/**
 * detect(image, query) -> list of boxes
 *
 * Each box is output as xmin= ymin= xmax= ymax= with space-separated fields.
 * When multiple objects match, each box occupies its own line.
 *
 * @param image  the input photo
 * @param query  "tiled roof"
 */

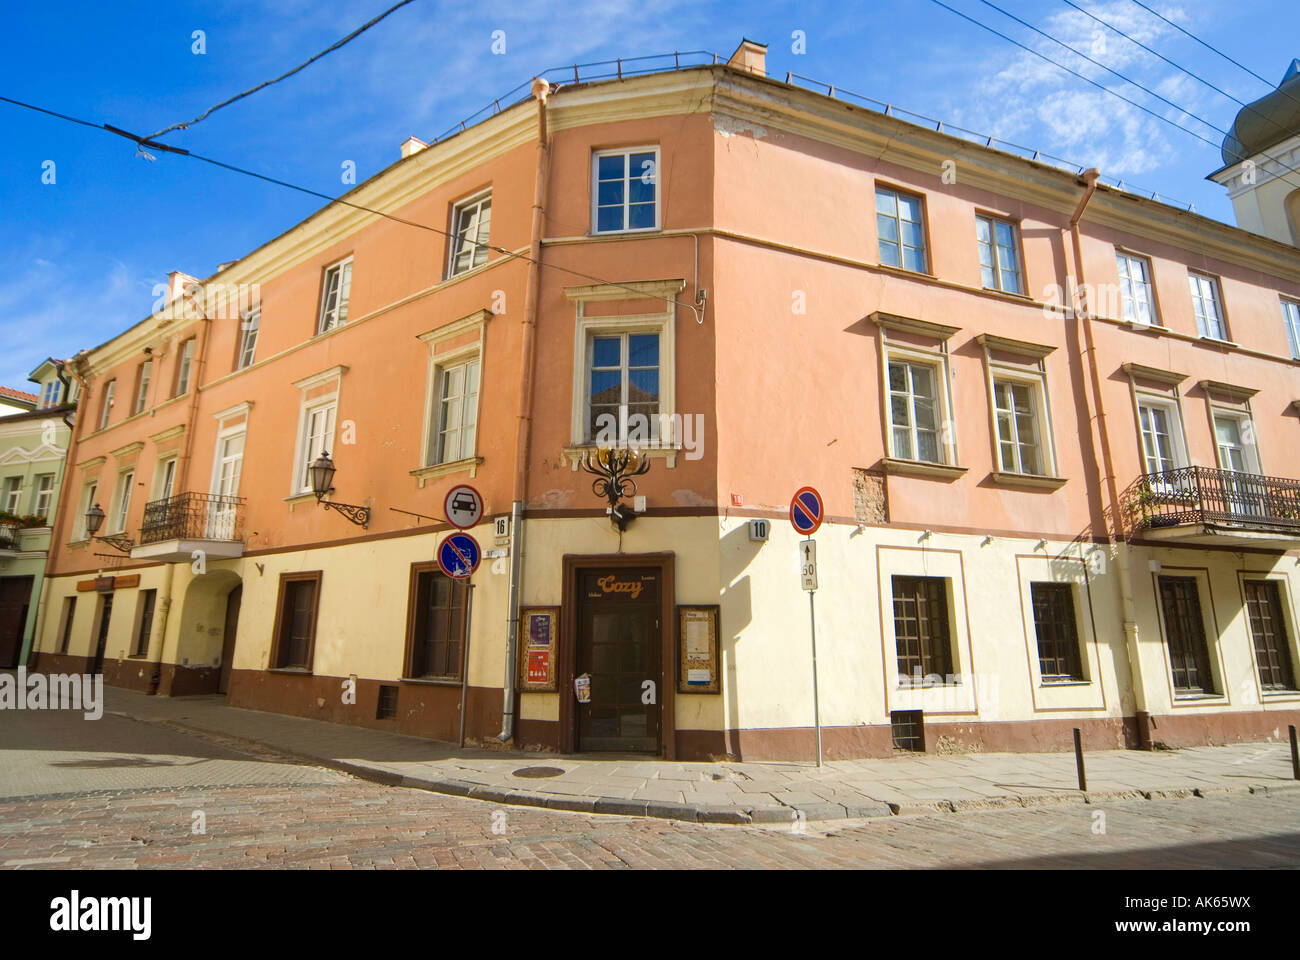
xmin=0 ymin=386 xmax=39 ymax=405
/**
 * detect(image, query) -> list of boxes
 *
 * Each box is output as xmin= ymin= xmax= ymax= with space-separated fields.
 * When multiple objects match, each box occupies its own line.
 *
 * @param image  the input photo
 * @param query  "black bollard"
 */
xmin=1074 ymin=727 xmax=1087 ymax=792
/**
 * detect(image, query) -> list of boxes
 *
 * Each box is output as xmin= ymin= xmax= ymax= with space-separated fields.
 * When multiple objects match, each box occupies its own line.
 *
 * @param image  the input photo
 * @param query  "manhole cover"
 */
xmin=511 ymin=766 xmax=566 ymax=779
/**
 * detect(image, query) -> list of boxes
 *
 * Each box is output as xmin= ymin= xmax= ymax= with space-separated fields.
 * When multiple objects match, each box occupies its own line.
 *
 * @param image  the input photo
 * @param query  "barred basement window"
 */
xmin=892 ymin=575 xmax=953 ymax=683
xmin=891 ymin=711 xmax=924 ymax=751
xmin=376 ymin=685 xmax=399 ymax=719
xmin=1030 ymin=582 xmax=1084 ymax=682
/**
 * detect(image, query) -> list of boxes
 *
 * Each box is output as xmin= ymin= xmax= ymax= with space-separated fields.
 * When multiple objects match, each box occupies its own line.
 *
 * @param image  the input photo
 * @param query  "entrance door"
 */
xmin=92 ymin=593 xmax=114 ymax=674
xmin=576 ymin=569 xmax=660 ymax=753
xmin=218 ymin=584 xmax=242 ymax=694
xmin=0 ymin=577 xmax=34 ymax=668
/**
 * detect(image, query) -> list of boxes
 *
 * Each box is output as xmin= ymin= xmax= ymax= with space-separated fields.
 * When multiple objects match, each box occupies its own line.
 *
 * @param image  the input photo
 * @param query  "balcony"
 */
xmin=129 ymin=492 xmax=247 ymax=562
xmin=1126 ymin=467 xmax=1300 ymax=550
xmin=0 ymin=522 xmax=22 ymax=555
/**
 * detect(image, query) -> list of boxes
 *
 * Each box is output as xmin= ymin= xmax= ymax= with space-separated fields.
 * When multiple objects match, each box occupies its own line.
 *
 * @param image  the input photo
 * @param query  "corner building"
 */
xmin=34 ymin=44 xmax=1300 ymax=759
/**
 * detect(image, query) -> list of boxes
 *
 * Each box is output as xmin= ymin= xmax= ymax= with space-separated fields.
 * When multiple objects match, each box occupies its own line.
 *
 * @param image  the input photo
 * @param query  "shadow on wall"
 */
xmin=718 ymin=521 xmax=761 ymax=744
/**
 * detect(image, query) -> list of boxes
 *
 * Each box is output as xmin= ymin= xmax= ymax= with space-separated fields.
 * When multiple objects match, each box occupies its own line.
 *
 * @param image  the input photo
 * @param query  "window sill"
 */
xmin=1198 ymin=336 xmax=1239 ymax=350
xmin=990 ymin=471 xmax=1068 ymax=491
xmin=400 ymin=676 xmax=463 ymax=686
xmin=1261 ymin=689 xmax=1300 ymax=699
xmin=268 ymin=667 xmax=314 ymax=676
xmin=1040 ymin=679 xmax=1090 ymax=687
xmin=283 ymin=492 xmax=319 ymax=512
xmin=896 ymin=681 xmax=962 ymax=690
xmin=589 ymin=226 xmax=661 ymax=238
xmin=880 ymin=457 xmax=967 ymax=481
xmin=563 ymin=444 xmax=680 ymax=470
xmin=410 ymin=457 xmax=483 ymax=487
xmin=1172 ymin=692 xmax=1225 ymax=702
xmin=1122 ymin=320 xmax=1164 ymax=334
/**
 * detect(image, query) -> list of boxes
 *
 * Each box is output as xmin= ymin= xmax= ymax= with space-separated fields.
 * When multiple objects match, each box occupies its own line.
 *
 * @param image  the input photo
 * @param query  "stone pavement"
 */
xmin=50 ymin=684 xmax=1300 ymax=824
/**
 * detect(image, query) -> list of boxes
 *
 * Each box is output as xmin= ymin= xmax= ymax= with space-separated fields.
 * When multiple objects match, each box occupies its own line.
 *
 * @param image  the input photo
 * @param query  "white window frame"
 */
xmin=1211 ymin=409 xmax=1261 ymax=476
xmin=1 ymin=476 xmax=21 ymax=514
xmin=1189 ymin=272 xmax=1227 ymax=340
xmin=133 ymin=360 xmax=152 ymax=415
xmin=876 ymin=186 xmax=929 ymax=274
xmin=1116 ymin=250 xmax=1158 ymax=325
xmin=33 ymin=473 xmax=54 ymax=519
xmin=991 ymin=374 xmax=1052 ymax=476
xmin=430 ymin=355 xmax=481 ymax=466
xmin=1136 ymin=396 xmax=1188 ymax=477
xmin=591 ymin=146 xmax=661 ymax=235
xmin=40 ymin=380 xmax=61 ymax=408
xmin=582 ymin=330 xmax=665 ymax=446
xmin=1282 ymin=298 xmax=1300 ymax=360
xmin=447 ymin=190 xmax=492 ymax=278
xmin=316 ymin=257 xmax=353 ymax=334
xmin=174 ymin=338 xmax=195 ymax=396
xmin=98 ymin=380 xmax=115 ymax=430
xmin=574 ymin=317 xmax=674 ymax=447
xmin=975 ymin=214 xmax=1023 ymax=294
xmin=237 ymin=307 xmax=260 ymax=370
xmin=882 ymin=343 xmax=956 ymax=466
xmin=154 ymin=456 xmax=178 ymax=502
xmin=111 ymin=469 xmax=134 ymax=534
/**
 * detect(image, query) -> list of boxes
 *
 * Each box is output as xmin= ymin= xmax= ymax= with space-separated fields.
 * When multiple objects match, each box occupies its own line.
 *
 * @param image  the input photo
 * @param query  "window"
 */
xmin=77 ymin=482 xmax=98 ymax=540
xmin=1188 ymin=273 xmax=1226 ymax=340
xmin=40 ymin=380 xmax=62 ymax=408
xmin=1 ymin=477 xmax=20 ymax=514
xmin=132 ymin=360 xmax=152 ymax=415
xmin=976 ymin=215 xmax=1022 ymax=293
xmin=317 ymin=259 xmax=352 ymax=333
xmin=155 ymin=458 xmax=177 ymax=502
xmin=431 ymin=358 xmax=480 ymax=464
xmin=586 ymin=332 xmax=660 ymax=444
xmin=133 ymin=589 xmax=157 ymax=657
xmin=32 ymin=474 xmax=54 ymax=520
xmin=237 ymin=308 xmax=259 ymax=370
xmin=1031 ymin=582 xmax=1084 ymax=682
xmin=1282 ymin=300 xmax=1300 ymax=360
xmin=892 ymin=575 xmax=953 ymax=683
xmin=209 ymin=433 xmax=243 ymax=538
xmin=876 ymin=187 xmax=927 ymax=273
xmin=98 ymin=380 xmax=115 ymax=430
xmin=297 ymin=401 xmax=336 ymax=493
xmin=993 ymin=379 xmax=1042 ymax=475
xmin=888 ymin=361 xmax=941 ymax=463
xmin=405 ymin=565 xmax=468 ymax=679
xmin=1158 ymin=576 xmax=1216 ymax=696
xmin=1213 ymin=413 xmax=1259 ymax=475
xmin=271 ymin=573 xmax=321 ymax=670
xmin=58 ymin=597 xmax=76 ymax=654
xmin=174 ymin=338 xmax=195 ymax=396
xmin=1244 ymin=580 xmax=1297 ymax=692
xmin=593 ymin=148 xmax=658 ymax=234
xmin=1116 ymin=251 xmax=1157 ymax=325
xmin=448 ymin=192 xmax=492 ymax=276
xmin=112 ymin=470 xmax=134 ymax=533
xmin=1137 ymin=401 xmax=1184 ymax=475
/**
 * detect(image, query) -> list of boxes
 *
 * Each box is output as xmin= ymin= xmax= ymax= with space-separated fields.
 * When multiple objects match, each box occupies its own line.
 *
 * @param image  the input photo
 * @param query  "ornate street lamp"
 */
xmin=579 ymin=445 xmax=651 ymax=531
xmin=84 ymin=502 xmax=133 ymax=553
xmin=309 ymin=451 xmax=371 ymax=528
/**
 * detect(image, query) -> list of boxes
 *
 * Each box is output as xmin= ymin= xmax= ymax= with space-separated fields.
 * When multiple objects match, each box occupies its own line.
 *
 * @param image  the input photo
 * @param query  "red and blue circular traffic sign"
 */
xmin=437 ymin=532 xmax=481 ymax=579
xmin=789 ymin=486 xmax=824 ymax=536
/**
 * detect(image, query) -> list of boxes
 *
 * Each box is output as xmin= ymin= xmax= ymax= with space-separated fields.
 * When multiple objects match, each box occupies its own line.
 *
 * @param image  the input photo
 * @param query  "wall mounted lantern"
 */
xmin=309 ymin=451 xmax=371 ymax=528
xmin=84 ymin=502 xmax=134 ymax=553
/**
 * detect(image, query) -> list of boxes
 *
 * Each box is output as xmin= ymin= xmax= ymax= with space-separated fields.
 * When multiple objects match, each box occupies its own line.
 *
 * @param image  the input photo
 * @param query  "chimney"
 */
xmin=727 ymin=39 xmax=766 ymax=78
xmin=401 ymin=136 xmax=428 ymax=159
xmin=168 ymin=271 xmax=199 ymax=303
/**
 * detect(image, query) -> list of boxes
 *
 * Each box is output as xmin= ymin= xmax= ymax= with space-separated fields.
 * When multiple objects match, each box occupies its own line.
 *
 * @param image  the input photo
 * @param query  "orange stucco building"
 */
xmin=32 ymin=43 xmax=1300 ymax=760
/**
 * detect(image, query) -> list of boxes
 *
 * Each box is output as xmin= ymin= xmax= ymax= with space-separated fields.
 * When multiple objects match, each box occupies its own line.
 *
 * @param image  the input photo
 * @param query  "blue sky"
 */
xmin=2 ymin=0 xmax=1297 ymax=390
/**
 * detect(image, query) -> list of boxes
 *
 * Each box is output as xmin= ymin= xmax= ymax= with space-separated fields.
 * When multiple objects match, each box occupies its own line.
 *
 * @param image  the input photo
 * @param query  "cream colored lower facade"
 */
xmin=32 ymin=513 xmax=1300 ymax=759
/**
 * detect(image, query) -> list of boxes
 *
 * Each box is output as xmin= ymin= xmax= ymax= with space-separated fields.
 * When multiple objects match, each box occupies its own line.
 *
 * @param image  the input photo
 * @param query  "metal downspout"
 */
xmin=1070 ymin=169 xmax=1150 ymax=746
xmin=500 ymin=77 xmax=550 ymax=743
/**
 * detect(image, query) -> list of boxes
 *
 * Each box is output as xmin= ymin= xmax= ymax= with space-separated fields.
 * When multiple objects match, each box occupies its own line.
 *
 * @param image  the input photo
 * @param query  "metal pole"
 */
xmin=1290 ymin=725 xmax=1299 ymax=781
xmin=459 ymin=582 xmax=475 ymax=748
xmin=809 ymin=586 xmax=822 ymax=768
xmin=1074 ymin=727 xmax=1087 ymax=791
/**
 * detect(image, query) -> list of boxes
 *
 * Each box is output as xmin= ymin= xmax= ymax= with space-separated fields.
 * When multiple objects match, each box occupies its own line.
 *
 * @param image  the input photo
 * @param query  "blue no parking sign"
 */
xmin=437 ymin=532 xmax=481 ymax=579
xmin=789 ymin=486 xmax=824 ymax=536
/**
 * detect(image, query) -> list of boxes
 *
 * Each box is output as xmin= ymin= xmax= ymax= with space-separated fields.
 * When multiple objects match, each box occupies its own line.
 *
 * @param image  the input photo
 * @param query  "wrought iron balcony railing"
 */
xmin=0 ymin=523 xmax=21 ymax=551
xmin=1126 ymin=467 xmax=1300 ymax=536
xmin=139 ymin=492 xmax=246 ymax=544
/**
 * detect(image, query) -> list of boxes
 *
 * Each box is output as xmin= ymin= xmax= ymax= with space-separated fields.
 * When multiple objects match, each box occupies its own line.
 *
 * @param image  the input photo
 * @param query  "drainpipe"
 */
xmin=499 ymin=77 xmax=550 ymax=743
xmin=1069 ymin=168 xmax=1150 ymax=746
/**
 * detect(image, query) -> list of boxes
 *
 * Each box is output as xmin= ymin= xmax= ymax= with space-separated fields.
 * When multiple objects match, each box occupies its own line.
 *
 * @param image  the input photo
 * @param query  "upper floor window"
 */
xmin=876 ymin=187 xmax=927 ymax=273
xmin=1213 ymin=412 xmax=1260 ymax=475
xmin=887 ymin=360 xmax=942 ymax=463
xmin=1 ymin=476 xmax=20 ymax=514
xmin=993 ymin=379 xmax=1043 ymax=475
xmin=39 ymin=380 xmax=62 ymax=408
xmin=297 ymin=400 xmax=336 ymax=495
xmin=98 ymin=380 xmax=115 ymax=430
xmin=976 ymin=215 xmax=1022 ymax=294
xmin=77 ymin=482 xmax=98 ymax=540
xmin=237 ymin=308 xmax=260 ymax=370
xmin=592 ymin=147 xmax=658 ymax=234
xmin=133 ymin=360 xmax=152 ymax=415
xmin=33 ymin=473 xmax=54 ymax=519
xmin=317 ymin=258 xmax=353 ymax=334
xmin=1282 ymin=299 xmax=1300 ymax=360
xmin=174 ymin=338 xmax=195 ymax=396
xmin=448 ymin=192 xmax=492 ymax=277
xmin=155 ymin=456 xmax=177 ymax=502
xmin=1137 ymin=399 xmax=1185 ymax=475
xmin=112 ymin=470 xmax=134 ymax=534
xmin=1116 ymin=251 xmax=1157 ymax=325
xmin=586 ymin=332 xmax=660 ymax=444
xmin=1188 ymin=273 xmax=1227 ymax=340
xmin=431 ymin=358 xmax=480 ymax=465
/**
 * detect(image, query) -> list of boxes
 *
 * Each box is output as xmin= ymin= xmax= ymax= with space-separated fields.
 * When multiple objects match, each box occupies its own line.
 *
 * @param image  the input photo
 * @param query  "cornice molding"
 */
xmin=871 ymin=311 xmax=960 ymax=342
xmin=293 ymin=365 xmax=349 ymax=392
xmin=1122 ymin=362 xmax=1187 ymax=387
xmin=1197 ymin=379 xmax=1259 ymax=402
xmin=564 ymin=278 xmax=686 ymax=303
xmin=977 ymin=333 xmax=1056 ymax=360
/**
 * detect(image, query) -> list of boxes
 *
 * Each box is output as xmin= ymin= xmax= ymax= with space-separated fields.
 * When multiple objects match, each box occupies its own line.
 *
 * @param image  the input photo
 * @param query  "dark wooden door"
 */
xmin=0 ymin=577 xmax=33 ymax=668
xmin=218 ymin=585 xmax=242 ymax=694
xmin=92 ymin=594 xmax=114 ymax=674
xmin=576 ymin=569 xmax=660 ymax=753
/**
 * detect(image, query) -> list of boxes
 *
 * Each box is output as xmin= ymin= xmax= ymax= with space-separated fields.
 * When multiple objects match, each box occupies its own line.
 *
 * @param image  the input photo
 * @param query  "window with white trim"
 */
xmin=1137 ymin=399 xmax=1186 ymax=475
xmin=887 ymin=360 xmax=943 ymax=463
xmin=992 ymin=379 xmax=1044 ymax=475
xmin=174 ymin=338 xmax=195 ymax=396
xmin=976 ymin=215 xmax=1023 ymax=293
xmin=1212 ymin=411 xmax=1260 ymax=475
xmin=1189 ymin=273 xmax=1227 ymax=340
xmin=154 ymin=457 xmax=177 ymax=502
xmin=430 ymin=358 xmax=480 ymax=465
xmin=1 ymin=476 xmax=20 ymax=514
xmin=111 ymin=470 xmax=134 ymax=534
xmin=32 ymin=473 xmax=54 ymax=519
xmin=133 ymin=360 xmax=152 ymax=415
xmin=317 ymin=258 xmax=353 ymax=334
xmin=876 ymin=187 xmax=927 ymax=273
xmin=98 ymin=380 xmax=115 ymax=430
xmin=592 ymin=147 xmax=659 ymax=234
xmin=586 ymin=332 xmax=660 ymax=444
xmin=40 ymin=380 xmax=61 ymax=408
xmin=297 ymin=401 xmax=336 ymax=494
xmin=1116 ymin=251 xmax=1157 ymax=325
xmin=237 ymin=307 xmax=260 ymax=370
xmin=1282 ymin=299 xmax=1300 ymax=360
xmin=448 ymin=192 xmax=492 ymax=277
